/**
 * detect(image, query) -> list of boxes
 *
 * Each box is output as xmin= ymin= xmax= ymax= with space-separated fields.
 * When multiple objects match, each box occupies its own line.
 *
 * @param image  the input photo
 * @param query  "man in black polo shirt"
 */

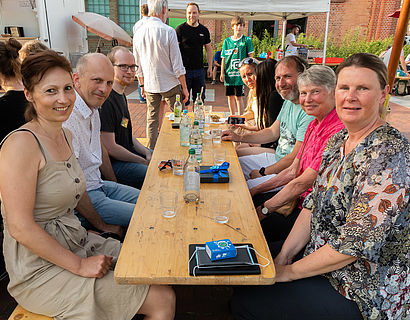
xmin=176 ymin=2 xmax=213 ymax=107
xmin=100 ymin=46 xmax=152 ymax=189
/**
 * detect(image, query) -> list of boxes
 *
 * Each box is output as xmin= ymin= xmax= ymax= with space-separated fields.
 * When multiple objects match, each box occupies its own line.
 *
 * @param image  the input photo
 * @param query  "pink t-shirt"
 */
xmin=296 ymin=108 xmax=345 ymax=202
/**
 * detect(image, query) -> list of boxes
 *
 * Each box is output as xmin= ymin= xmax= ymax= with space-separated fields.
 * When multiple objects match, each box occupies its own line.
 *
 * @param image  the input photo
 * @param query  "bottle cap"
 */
xmin=189 ymin=148 xmax=195 ymax=154
xmin=193 ymin=120 xmax=199 ymax=125
xmin=183 ymin=109 xmax=188 ymax=114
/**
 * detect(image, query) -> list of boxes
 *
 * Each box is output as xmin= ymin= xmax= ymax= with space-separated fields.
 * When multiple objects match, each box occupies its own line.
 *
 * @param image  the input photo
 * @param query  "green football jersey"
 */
xmin=221 ymin=35 xmax=254 ymax=86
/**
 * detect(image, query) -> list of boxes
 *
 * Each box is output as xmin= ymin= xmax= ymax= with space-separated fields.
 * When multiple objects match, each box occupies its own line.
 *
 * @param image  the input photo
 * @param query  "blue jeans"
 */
xmin=81 ymin=180 xmax=139 ymax=227
xmin=111 ymin=152 xmax=148 ymax=190
xmin=185 ymin=68 xmax=206 ymax=106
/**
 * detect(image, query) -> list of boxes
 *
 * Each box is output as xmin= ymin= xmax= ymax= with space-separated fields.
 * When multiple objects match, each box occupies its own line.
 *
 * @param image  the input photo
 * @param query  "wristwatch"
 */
xmin=261 ymin=203 xmax=269 ymax=215
xmin=259 ymin=167 xmax=266 ymax=176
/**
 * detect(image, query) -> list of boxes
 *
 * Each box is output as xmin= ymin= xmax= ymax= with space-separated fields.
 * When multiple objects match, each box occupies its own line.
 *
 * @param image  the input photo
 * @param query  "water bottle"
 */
xmin=180 ymin=110 xmax=191 ymax=147
xmin=174 ymin=94 xmax=182 ymax=123
xmin=183 ymin=148 xmax=200 ymax=203
xmin=196 ymin=99 xmax=205 ymax=134
xmin=189 ymin=121 xmax=202 ymax=163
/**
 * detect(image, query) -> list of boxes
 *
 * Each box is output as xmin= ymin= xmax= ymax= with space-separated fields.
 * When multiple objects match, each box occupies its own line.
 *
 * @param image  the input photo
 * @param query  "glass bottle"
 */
xmin=189 ymin=120 xmax=202 ymax=163
xmin=174 ymin=94 xmax=182 ymax=123
xmin=183 ymin=148 xmax=200 ymax=203
xmin=180 ymin=110 xmax=191 ymax=147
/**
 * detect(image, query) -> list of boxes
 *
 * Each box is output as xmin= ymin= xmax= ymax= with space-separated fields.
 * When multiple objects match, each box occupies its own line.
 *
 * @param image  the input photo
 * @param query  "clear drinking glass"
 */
xmin=171 ymin=158 xmax=184 ymax=176
xmin=204 ymin=105 xmax=212 ymax=128
xmin=211 ymin=128 xmax=222 ymax=144
xmin=212 ymin=198 xmax=231 ymax=224
xmin=213 ymin=148 xmax=226 ymax=166
xmin=160 ymin=191 xmax=178 ymax=218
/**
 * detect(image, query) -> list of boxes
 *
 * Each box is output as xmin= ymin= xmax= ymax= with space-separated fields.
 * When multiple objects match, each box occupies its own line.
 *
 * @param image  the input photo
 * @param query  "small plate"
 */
xmin=210 ymin=118 xmax=227 ymax=124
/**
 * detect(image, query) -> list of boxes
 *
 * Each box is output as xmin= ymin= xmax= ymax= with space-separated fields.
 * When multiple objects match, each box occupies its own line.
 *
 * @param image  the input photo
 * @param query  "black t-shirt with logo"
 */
xmin=100 ymin=90 xmax=143 ymax=158
xmin=176 ymin=22 xmax=211 ymax=70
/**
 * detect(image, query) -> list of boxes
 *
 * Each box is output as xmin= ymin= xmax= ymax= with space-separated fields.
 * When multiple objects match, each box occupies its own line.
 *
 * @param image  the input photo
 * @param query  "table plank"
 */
xmin=114 ymin=114 xmax=275 ymax=285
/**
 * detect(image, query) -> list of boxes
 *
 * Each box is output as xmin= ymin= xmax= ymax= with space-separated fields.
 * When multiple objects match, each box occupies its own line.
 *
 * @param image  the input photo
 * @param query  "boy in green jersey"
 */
xmin=220 ymin=16 xmax=253 ymax=115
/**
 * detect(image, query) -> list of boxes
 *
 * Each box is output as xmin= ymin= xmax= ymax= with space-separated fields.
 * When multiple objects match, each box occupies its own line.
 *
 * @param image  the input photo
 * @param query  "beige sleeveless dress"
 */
xmin=1 ymin=128 xmax=148 ymax=319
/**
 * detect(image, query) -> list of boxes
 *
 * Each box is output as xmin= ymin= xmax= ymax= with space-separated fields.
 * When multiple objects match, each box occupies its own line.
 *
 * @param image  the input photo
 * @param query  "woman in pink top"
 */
xmin=250 ymin=65 xmax=345 ymax=242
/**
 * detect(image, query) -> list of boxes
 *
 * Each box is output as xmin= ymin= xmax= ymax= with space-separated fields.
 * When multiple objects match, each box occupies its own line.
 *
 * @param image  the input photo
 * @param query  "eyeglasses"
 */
xmin=113 ymin=64 xmax=138 ymax=72
xmin=238 ymin=57 xmax=257 ymax=69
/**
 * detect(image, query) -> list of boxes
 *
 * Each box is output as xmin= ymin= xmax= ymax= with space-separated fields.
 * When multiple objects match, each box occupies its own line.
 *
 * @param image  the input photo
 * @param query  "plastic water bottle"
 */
xmin=196 ymin=99 xmax=205 ymax=134
xmin=174 ymin=94 xmax=182 ymax=123
xmin=180 ymin=110 xmax=191 ymax=147
xmin=189 ymin=120 xmax=202 ymax=163
xmin=183 ymin=148 xmax=200 ymax=203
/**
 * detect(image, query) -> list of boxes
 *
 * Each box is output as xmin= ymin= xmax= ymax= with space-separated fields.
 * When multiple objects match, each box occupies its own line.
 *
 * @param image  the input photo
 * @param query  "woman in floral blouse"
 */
xmin=231 ymin=53 xmax=409 ymax=320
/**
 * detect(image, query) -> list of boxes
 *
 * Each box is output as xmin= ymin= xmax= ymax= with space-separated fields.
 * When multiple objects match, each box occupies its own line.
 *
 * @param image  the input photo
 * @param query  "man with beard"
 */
xmin=222 ymin=56 xmax=314 ymax=179
xmin=100 ymin=47 xmax=152 ymax=190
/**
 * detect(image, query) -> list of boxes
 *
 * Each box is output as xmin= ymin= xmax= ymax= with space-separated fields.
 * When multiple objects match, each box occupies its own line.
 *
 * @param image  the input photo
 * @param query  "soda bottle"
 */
xmin=174 ymin=94 xmax=182 ymax=123
xmin=183 ymin=148 xmax=200 ymax=203
xmin=189 ymin=120 xmax=202 ymax=163
xmin=180 ymin=110 xmax=191 ymax=147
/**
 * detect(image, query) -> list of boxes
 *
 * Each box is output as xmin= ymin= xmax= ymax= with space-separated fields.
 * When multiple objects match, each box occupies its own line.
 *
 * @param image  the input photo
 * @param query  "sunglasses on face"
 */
xmin=238 ymin=57 xmax=257 ymax=69
xmin=113 ymin=64 xmax=138 ymax=72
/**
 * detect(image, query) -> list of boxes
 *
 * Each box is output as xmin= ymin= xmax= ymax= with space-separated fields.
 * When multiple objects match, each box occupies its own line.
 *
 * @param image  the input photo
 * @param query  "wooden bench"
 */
xmin=9 ymin=305 xmax=53 ymax=320
xmin=136 ymin=137 xmax=149 ymax=147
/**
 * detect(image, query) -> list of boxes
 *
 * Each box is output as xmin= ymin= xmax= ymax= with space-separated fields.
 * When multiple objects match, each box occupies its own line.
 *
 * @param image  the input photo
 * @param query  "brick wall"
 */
xmin=306 ymin=0 xmax=401 ymax=42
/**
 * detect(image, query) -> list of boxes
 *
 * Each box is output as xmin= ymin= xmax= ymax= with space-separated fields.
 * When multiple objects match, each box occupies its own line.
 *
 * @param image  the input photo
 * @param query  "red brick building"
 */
xmin=306 ymin=0 xmax=402 ymax=41
xmin=202 ymin=0 xmax=403 ymax=45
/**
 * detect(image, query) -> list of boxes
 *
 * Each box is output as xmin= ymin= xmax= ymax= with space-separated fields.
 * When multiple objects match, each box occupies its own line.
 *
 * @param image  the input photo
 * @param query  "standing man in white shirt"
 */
xmin=285 ymin=24 xmax=307 ymax=57
xmin=133 ymin=0 xmax=189 ymax=149
xmin=132 ymin=3 xmax=149 ymax=103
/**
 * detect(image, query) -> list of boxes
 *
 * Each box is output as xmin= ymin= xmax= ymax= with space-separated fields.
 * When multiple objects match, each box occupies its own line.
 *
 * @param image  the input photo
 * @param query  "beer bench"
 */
xmin=9 ymin=305 xmax=53 ymax=320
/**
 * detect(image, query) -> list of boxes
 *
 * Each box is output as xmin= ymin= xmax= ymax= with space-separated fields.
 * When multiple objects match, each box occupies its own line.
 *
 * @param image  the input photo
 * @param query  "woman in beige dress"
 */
xmin=0 ymin=50 xmax=175 ymax=319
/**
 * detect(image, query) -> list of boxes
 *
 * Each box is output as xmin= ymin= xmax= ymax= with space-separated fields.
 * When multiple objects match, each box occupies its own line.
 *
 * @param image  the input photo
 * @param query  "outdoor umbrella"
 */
xmin=72 ymin=12 xmax=132 ymax=47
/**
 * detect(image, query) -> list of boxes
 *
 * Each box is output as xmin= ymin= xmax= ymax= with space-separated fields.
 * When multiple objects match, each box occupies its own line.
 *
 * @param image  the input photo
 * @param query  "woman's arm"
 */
xmin=0 ymin=132 xmax=112 ymax=278
xmin=263 ymin=167 xmax=318 ymax=212
xmin=250 ymin=157 xmax=299 ymax=196
xmin=274 ymin=208 xmax=312 ymax=265
xmin=276 ymin=244 xmax=357 ymax=282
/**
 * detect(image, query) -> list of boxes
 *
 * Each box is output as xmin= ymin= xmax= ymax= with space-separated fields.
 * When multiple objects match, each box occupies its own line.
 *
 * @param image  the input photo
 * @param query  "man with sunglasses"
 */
xmin=100 ymin=46 xmax=152 ymax=190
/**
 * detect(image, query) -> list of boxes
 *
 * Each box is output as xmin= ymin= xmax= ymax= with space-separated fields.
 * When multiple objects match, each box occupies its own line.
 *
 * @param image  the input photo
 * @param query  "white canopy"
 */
xmin=167 ymin=0 xmax=330 ymax=20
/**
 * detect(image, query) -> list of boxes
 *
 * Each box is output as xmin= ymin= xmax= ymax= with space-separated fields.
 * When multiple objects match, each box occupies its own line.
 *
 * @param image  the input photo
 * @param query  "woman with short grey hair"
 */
xmin=297 ymin=64 xmax=336 ymax=92
xmin=249 ymin=65 xmax=345 ymax=243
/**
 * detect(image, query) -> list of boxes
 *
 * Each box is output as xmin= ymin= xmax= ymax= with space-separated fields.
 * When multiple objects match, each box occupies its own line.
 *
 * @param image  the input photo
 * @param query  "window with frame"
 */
xmin=118 ymin=0 xmax=140 ymax=33
xmin=87 ymin=0 xmax=110 ymax=18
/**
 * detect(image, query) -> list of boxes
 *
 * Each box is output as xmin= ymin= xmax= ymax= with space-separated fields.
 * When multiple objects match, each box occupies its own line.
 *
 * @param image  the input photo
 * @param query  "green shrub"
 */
xmin=249 ymin=27 xmax=396 ymax=59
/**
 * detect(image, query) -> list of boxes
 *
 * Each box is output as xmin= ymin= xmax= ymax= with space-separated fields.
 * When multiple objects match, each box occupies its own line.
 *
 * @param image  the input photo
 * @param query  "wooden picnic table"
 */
xmin=114 ymin=113 xmax=276 ymax=285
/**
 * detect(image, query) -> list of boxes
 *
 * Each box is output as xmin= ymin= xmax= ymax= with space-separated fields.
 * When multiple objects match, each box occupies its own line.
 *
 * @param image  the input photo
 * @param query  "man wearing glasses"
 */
xmin=100 ymin=46 xmax=152 ymax=190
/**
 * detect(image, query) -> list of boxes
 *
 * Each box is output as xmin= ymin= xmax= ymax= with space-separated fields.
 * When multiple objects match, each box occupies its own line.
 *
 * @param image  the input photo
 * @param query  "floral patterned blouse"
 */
xmin=303 ymin=124 xmax=409 ymax=320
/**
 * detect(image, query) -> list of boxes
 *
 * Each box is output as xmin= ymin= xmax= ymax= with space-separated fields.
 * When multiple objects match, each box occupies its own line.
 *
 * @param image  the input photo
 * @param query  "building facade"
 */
xmin=85 ymin=0 xmax=402 ymax=53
